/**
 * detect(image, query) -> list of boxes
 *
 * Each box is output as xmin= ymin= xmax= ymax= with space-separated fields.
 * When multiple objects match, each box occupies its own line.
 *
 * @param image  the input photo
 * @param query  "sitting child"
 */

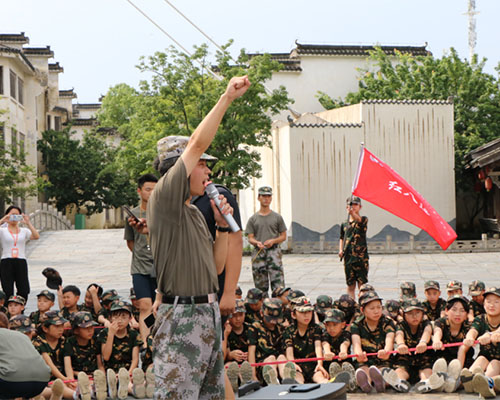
xmin=422 ymin=281 xmax=446 ymax=321
xmin=30 ymin=290 xmax=55 ymax=331
xmin=468 ymin=280 xmax=486 ymax=322
xmin=6 ymin=295 xmax=25 ymax=319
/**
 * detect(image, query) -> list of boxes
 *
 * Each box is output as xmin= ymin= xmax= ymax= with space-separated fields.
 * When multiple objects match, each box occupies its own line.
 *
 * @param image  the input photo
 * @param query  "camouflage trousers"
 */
xmin=251 ymin=247 xmax=285 ymax=295
xmin=343 ymin=254 xmax=369 ymax=286
xmin=152 ymin=302 xmax=224 ymax=400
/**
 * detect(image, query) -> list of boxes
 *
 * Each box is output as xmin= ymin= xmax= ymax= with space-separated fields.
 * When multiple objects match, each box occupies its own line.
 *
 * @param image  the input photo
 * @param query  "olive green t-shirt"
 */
xmin=147 ymin=158 xmax=218 ymax=296
xmin=124 ymin=205 xmax=154 ymax=275
xmin=245 ymin=211 xmax=287 ymax=243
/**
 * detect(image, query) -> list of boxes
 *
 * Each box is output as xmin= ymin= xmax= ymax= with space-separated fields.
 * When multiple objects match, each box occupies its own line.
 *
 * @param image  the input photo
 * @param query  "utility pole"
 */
xmin=465 ymin=0 xmax=479 ymax=61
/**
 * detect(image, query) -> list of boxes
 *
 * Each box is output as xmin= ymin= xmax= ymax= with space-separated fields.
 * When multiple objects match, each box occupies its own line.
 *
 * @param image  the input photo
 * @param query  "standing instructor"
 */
xmin=148 ymin=76 xmax=251 ymax=399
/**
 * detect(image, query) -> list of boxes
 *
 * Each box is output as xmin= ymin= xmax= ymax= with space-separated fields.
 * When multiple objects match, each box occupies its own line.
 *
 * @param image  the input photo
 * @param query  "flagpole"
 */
xmin=351 ymin=142 xmax=365 ymax=193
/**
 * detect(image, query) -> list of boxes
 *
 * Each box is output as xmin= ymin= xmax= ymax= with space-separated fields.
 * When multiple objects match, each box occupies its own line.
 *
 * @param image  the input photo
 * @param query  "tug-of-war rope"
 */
xmin=49 ymin=340 xmax=478 ymax=385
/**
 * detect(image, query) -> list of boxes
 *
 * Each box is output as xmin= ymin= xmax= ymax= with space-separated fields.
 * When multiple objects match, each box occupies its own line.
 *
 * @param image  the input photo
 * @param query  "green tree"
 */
xmin=37 ymin=128 xmax=137 ymax=215
xmin=98 ymin=42 xmax=291 ymax=189
xmin=0 ymin=114 xmax=42 ymax=213
xmin=317 ymin=48 xmax=500 ymax=233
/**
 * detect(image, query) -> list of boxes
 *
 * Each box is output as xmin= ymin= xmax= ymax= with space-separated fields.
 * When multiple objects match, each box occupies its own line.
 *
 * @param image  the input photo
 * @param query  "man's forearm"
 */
xmin=224 ymin=231 xmax=243 ymax=294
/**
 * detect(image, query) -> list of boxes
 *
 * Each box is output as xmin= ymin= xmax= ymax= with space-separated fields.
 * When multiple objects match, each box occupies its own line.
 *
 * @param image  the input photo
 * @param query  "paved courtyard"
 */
xmin=22 ymin=229 xmax=500 ymax=399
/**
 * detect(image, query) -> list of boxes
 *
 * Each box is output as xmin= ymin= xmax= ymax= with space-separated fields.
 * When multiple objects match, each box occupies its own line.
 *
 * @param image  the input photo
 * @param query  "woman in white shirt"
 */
xmin=0 ymin=206 xmax=40 ymax=301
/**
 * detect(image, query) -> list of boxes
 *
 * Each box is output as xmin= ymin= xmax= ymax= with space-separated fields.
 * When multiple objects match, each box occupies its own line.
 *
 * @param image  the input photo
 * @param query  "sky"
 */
xmin=2 ymin=0 xmax=499 ymax=103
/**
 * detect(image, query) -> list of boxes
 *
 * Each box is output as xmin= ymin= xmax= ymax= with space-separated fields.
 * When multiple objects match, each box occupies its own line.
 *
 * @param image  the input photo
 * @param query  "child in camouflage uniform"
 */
xmin=6 ymin=295 xmax=25 ymax=319
xmin=244 ymin=288 xmax=263 ymax=325
xmin=384 ymin=300 xmax=402 ymax=323
xmin=282 ymin=297 xmax=329 ymax=384
xmin=446 ymin=280 xmax=463 ymax=297
xmin=314 ymin=294 xmax=333 ymax=325
xmin=432 ymin=295 xmax=473 ymax=393
xmin=351 ymin=291 xmax=395 ymax=393
xmin=461 ymin=286 xmax=500 ymax=396
xmin=97 ymin=300 xmax=144 ymax=400
xmin=468 ymin=280 xmax=486 ymax=322
xmin=399 ymin=281 xmax=416 ymax=301
xmin=383 ymin=299 xmax=440 ymax=393
xmin=30 ymin=290 xmax=55 ymax=331
xmin=333 ymin=294 xmax=360 ymax=325
xmin=339 ymin=196 xmax=369 ymax=300
xmin=284 ymin=289 xmax=305 ymax=326
xmin=248 ymin=298 xmax=287 ymax=385
xmin=81 ymin=283 xmax=103 ymax=321
xmin=422 ymin=280 xmax=446 ymax=321
xmin=9 ymin=314 xmax=36 ymax=339
xmin=58 ymin=285 xmax=84 ymax=321
xmin=97 ymin=289 xmax=120 ymax=328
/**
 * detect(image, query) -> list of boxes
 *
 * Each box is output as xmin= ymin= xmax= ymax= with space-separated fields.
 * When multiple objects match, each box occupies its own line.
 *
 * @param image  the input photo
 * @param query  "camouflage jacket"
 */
xmin=96 ymin=327 xmax=143 ymax=370
xmin=340 ymin=216 xmax=369 ymax=261
xmin=80 ymin=304 xmax=99 ymax=321
xmin=471 ymin=314 xmax=500 ymax=358
xmin=29 ymin=310 xmax=47 ymax=330
xmin=248 ymin=321 xmax=284 ymax=362
xmin=422 ymin=298 xmax=446 ymax=321
xmin=59 ymin=304 xmax=85 ymax=320
xmin=434 ymin=317 xmax=470 ymax=344
xmin=63 ymin=335 xmax=100 ymax=373
xmin=283 ymin=323 xmax=322 ymax=360
xmin=321 ymin=329 xmax=351 ymax=353
xmin=32 ymin=333 xmax=66 ymax=379
xmin=396 ymin=319 xmax=431 ymax=348
xmin=350 ymin=315 xmax=395 ymax=353
xmin=244 ymin=303 xmax=263 ymax=325
xmin=470 ymin=300 xmax=485 ymax=318
xmin=227 ymin=322 xmax=251 ymax=353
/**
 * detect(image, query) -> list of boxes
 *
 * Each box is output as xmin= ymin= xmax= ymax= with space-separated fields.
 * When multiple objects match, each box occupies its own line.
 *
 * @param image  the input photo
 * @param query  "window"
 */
xmin=0 ymin=125 xmax=4 ymax=149
xmin=47 ymin=115 xmax=51 ymax=130
xmin=54 ymin=116 xmax=61 ymax=131
xmin=17 ymin=77 xmax=24 ymax=105
xmin=9 ymin=70 xmax=16 ymax=100
xmin=11 ymin=127 xmax=17 ymax=156
xmin=0 ymin=66 xmax=3 ymax=95
xmin=19 ymin=132 xmax=25 ymax=161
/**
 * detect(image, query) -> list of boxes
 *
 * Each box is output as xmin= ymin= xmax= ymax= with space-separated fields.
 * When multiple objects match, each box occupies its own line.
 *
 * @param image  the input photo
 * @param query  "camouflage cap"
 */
xmin=315 ymin=295 xmax=333 ymax=314
xmin=0 ymin=290 xmax=6 ymax=300
xmin=385 ymin=299 xmax=401 ymax=314
xmin=469 ymin=280 xmax=486 ymax=296
xmin=324 ymin=309 xmax=345 ymax=323
xmin=71 ymin=311 xmax=98 ymax=328
xmin=246 ymin=288 xmax=263 ymax=304
xmin=157 ymin=136 xmax=217 ymax=163
xmin=484 ymin=287 xmax=500 ymax=298
xmin=44 ymin=310 xmax=68 ymax=326
xmin=294 ymin=296 xmax=314 ymax=313
xmin=359 ymin=284 xmax=375 ymax=293
xmin=258 ymin=186 xmax=273 ymax=196
xmin=234 ymin=299 xmax=246 ymax=314
xmin=287 ymin=289 xmax=306 ymax=301
xmin=110 ymin=300 xmax=132 ymax=314
xmin=337 ymin=294 xmax=356 ymax=310
xmin=402 ymin=298 xmax=425 ymax=313
xmin=424 ymin=280 xmax=440 ymax=291
xmin=129 ymin=288 xmax=136 ymax=300
xmin=37 ymin=289 xmax=55 ymax=302
xmin=446 ymin=294 xmax=469 ymax=311
xmin=346 ymin=195 xmax=361 ymax=205
xmin=9 ymin=314 xmax=35 ymax=332
xmin=359 ymin=291 xmax=382 ymax=307
xmin=400 ymin=282 xmax=416 ymax=300
xmin=235 ymin=286 xmax=242 ymax=296
xmin=262 ymin=298 xmax=283 ymax=323
xmin=271 ymin=286 xmax=291 ymax=298
xmin=446 ymin=280 xmax=462 ymax=291
xmin=7 ymin=295 xmax=26 ymax=305
xmin=102 ymin=289 xmax=120 ymax=304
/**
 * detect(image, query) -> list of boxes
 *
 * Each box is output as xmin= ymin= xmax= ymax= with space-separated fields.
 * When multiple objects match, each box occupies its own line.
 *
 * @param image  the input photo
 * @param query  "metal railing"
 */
xmin=29 ymin=203 xmax=74 ymax=232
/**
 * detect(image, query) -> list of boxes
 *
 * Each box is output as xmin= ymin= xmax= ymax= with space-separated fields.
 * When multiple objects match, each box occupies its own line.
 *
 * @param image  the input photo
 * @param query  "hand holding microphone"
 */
xmin=205 ymin=181 xmax=241 ymax=232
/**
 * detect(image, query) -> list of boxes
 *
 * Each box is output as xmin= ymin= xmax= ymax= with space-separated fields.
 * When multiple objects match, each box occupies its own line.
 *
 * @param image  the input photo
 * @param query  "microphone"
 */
xmin=204 ymin=181 xmax=241 ymax=233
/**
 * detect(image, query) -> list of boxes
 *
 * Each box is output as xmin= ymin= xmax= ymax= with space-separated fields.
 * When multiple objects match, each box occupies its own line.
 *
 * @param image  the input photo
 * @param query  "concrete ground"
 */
xmin=22 ymin=229 xmax=499 ymax=399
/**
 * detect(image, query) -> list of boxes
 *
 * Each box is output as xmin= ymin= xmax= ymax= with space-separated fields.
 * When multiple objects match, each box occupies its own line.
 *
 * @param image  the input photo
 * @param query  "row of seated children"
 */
xmin=223 ymin=280 xmax=500 ymax=397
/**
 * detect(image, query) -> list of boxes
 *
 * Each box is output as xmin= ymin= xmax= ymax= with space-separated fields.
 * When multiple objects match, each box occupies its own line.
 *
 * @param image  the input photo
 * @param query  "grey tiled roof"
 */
xmin=0 ymin=33 xmax=29 ymax=43
xmin=293 ymin=42 xmax=431 ymax=57
xmin=49 ymin=62 xmax=64 ymax=72
xmin=361 ymin=99 xmax=452 ymax=105
xmin=23 ymin=46 xmax=54 ymax=57
xmin=59 ymin=89 xmax=76 ymax=98
xmin=289 ymin=121 xmax=363 ymax=128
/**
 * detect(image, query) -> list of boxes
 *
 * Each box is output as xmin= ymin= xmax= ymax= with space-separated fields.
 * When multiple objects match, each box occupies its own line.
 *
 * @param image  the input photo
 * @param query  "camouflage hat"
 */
xmin=400 ymin=282 xmax=416 ymax=300
xmin=110 ymin=300 xmax=132 ymax=314
xmin=402 ymin=298 xmax=425 ymax=313
xmin=315 ymin=295 xmax=333 ymax=314
xmin=346 ymin=195 xmax=361 ymax=205
xmin=424 ymin=280 xmax=440 ymax=291
xmin=246 ymin=288 xmax=263 ymax=304
xmin=102 ymin=289 xmax=120 ymax=304
xmin=359 ymin=291 xmax=382 ymax=306
xmin=446 ymin=294 xmax=469 ymax=311
xmin=359 ymin=284 xmax=375 ymax=294
xmin=469 ymin=281 xmax=486 ymax=296
xmin=484 ymin=287 xmax=500 ymax=299
xmin=234 ymin=299 xmax=246 ymax=314
xmin=287 ymin=289 xmax=305 ymax=301
xmin=262 ymin=298 xmax=283 ymax=323
xmin=9 ymin=314 xmax=35 ymax=333
xmin=385 ymin=299 xmax=401 ymax=314
xmin=7 ymin=295 xmax=26 ymax=305
xmin=37 ymin=290 xmax=55 ymax=302
xmin=157 ymin=136 xmax=217 ymax=163
xmin=337 ymin=294 xmax=356 ymax=310
xmin=271 ymin=286 xmax=291 ymax=298
xmin=258 ymin=186 xmax=273 ymax=196
xmin=446 ymin=280 xmax=462 ymax=291
xmin=129 ymin=288 xmax=136 ymax=300
xmin=235 ymin=286 xmax=242 ymax=296
xmin=324 ymin=308 xmax=345 ymax=323
xmin=71 ymin=311 xmax=98 ymax=328
xmin=0 ymin=290 xmax=6 ymax=300
xmin=294 ymin=296 xmax=314 ymax=313
xmin=44 ymin=310 xmax=68 ymax=326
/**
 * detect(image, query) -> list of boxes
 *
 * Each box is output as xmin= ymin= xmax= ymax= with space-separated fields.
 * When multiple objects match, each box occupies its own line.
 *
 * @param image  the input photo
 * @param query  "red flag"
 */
xmin=352 ymin=146 xmax=457 ymax=250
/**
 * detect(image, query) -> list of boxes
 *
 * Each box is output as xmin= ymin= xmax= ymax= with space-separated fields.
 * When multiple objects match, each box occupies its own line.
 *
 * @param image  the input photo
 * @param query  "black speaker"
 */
xmin=239 ymin=382 xmax=347 ymax=399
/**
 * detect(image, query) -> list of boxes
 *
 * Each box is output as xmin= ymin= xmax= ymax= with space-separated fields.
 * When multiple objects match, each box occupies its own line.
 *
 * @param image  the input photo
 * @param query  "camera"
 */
xmin=9 ymin=214 xmax=23 ymax=222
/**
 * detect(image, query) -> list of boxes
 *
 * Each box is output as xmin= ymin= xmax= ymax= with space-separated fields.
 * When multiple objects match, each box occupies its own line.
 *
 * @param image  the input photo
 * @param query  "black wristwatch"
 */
xmin=215 ymin=225 xmax=231 ymax=233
